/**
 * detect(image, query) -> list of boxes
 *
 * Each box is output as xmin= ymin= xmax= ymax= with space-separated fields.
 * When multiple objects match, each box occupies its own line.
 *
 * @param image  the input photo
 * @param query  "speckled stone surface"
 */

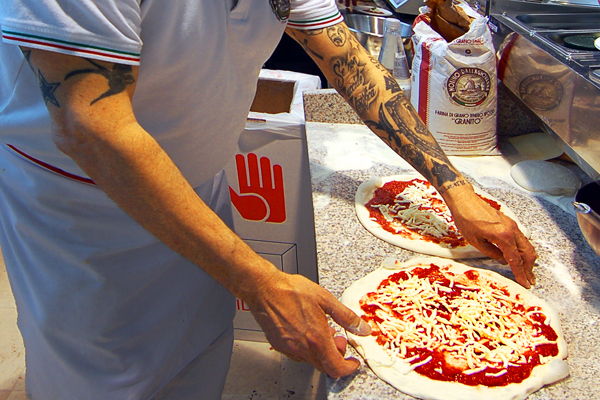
xmin=304 ymin=121 xmax=600 ymax=400
xmin=303 ymin=89 xmax=364 ymax=125
xmin=303 ymin=85 xmax=542 ymax=137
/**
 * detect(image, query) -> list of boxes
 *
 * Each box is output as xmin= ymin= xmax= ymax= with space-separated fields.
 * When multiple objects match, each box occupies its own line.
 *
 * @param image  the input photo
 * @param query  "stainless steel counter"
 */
xmin=486 ymin=0 xmax=600 ymax=182
xmin=304 ymin=121 xmax=600 ymax=399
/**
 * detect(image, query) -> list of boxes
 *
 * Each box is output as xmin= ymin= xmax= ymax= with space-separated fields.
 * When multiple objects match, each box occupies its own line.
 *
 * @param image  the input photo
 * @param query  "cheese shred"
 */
xmin=361 ymin=264 xmax=558 ymax=380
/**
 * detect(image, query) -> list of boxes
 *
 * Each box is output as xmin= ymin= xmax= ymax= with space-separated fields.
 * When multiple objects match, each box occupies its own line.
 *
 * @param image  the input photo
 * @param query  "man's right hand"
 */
xmin=442 ymin=183 xmax=537 ymax=288
xmin=247 ymin=268 xmax=372 ymax=378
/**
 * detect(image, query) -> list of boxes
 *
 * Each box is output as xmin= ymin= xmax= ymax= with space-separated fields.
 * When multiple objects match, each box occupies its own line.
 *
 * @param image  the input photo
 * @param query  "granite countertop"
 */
xmin=303 ymin=93 xmax=600 ymax=399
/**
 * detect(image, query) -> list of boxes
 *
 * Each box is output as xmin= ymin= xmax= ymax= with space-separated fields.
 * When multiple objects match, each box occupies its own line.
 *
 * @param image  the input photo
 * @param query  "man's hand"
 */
xmin=443 ymin=184 xmax=537 ymax=288
xmin=247 ymin=270 xmax=371 ymax=378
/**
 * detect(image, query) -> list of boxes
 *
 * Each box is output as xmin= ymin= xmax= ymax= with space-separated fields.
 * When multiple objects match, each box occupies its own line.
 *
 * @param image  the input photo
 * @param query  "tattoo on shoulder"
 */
xmin=65 ymin=59 xmax=135 ymax=105
xmin=38 ymin=70 xmax=61 ymax=108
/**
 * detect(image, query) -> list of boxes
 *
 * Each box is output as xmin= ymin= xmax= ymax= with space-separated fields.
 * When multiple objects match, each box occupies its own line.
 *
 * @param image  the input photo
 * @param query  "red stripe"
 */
xmin=287 ymin=14 xmax=343 ymax=29
xmin=6 ymin=144 xmax=96 ymax=185
xmin=2 ymin=35 xmax=140 ymax=63
xmin=417 ymin=42 xmax=433 ymax=125
xmin=497 ymin=34 xmax=519 ymax=81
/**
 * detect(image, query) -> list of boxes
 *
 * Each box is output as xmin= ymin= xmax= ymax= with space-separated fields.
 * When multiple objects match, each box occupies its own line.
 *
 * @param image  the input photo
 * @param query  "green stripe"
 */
xmin=2 ymin=29 xmax=140 ymax=58
xmin=288 ymin=11 xmax=340 ymax=25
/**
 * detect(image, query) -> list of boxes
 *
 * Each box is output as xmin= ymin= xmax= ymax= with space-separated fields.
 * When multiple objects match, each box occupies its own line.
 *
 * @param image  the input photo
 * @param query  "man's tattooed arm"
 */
xmin=19 ymin=47 xmax=136 ymax=108
xmin=286 ymin=26 xmax=467 ymax=194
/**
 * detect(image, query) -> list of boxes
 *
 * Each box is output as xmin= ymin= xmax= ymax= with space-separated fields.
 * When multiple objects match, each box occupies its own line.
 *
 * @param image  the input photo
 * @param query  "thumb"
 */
xmin=326 ymin=297 xmax=372 ymax=336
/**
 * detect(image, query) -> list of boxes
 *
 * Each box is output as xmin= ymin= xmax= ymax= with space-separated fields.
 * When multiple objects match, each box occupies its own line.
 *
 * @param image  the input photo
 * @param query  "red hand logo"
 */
xmin=229 ymin=153 xmax=286 ymax=223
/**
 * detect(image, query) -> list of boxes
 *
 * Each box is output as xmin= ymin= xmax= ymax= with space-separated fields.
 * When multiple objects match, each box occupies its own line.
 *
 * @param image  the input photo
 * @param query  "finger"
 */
xmin=247 ymin=153 xmax=260 ymax=187
xmin=515 ymin=233 xmax=537 ymax=286
xmin=260 ymin=156 xmax=273 ymax=189
xmin=329 ymin=327 xmax=351 ymax=360
xmin=316 ymin=340 xmax=361 ymax=378
xmin=273 ymin=164 xmax=284 ymax=190
xmin=471 ymin=238 xmax=506 ymax=263
xmin=324 ymin=297 xmax=372 ymax=336
xmin=235 ymin=154 xmax=249 ymax=191
xmin=307 ymin=314 xmax=361 ymax=377
xmin=290 ymin=325 xmax=359 ymax=378
xmin=334 ymin=335 xmax=348 ymax=356
xmin=492 ymin=236 xmax=531 ymax=289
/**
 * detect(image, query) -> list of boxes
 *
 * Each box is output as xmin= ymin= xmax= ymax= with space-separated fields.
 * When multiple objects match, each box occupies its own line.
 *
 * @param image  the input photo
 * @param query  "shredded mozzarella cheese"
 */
xmin=371 ymin=180 xmax=459 ymax=240
xmin=361 ymin=265 xmax=557 ymax=378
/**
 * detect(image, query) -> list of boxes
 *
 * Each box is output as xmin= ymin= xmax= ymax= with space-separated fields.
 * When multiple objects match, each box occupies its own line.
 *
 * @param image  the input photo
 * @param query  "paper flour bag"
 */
xmin=498 ymin=33 xmax=576 ymax=144
xmin=411 ymin=0 xmax=499 ymax=155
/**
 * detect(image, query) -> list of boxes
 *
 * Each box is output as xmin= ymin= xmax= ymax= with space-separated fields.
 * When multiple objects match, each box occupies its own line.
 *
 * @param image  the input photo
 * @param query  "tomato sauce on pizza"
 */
xmin=359 ymin=263 xmax=559 ymax=387
xmin=365 ymin=179 xmax=501 ymax=249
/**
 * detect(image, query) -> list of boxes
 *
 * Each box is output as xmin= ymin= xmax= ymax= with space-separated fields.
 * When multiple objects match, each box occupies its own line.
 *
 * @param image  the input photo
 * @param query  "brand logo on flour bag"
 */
xmin=229 ymin=153 xmax=287 ymax=223
xmin=446 ymin=68 xmax=491 ymax=107
xmin=519 ymin=74 xmax=564 ymax=111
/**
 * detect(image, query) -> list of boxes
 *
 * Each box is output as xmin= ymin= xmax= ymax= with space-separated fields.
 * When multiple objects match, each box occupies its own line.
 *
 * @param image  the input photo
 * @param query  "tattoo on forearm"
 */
xmin=384 ymin=75 xmax=401 ymax=94
xmin=65 ymin=59 xmax=135 ymax=105
xmin=38 ymin=70 xmax=61 ymax=107
xmin=365 ymin=93 xmax=461 ymax=187
xmin=384 ymin=94 xmax=447 ymax=161
xmin=326 ymin=26 xmax=348 ymax=47
xmin=438 ymin=178 xmax=468 ymax=193
xmin=331 ymin=51 xmax=378 ymax=114
xmin=289 ymin=25 xmax=462 ymax=192
xmin=431 ymin=160 xmax=459 ymax=185
xmin=399 ymin=144 xmax=426 ymax=172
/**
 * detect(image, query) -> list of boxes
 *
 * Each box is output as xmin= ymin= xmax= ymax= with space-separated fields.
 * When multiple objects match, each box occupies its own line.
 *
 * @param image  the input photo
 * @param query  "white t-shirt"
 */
xmin=0 ymin=0 xmax=341 ymax=187
xmin=0 ymin=1 xmax=342 ymax=399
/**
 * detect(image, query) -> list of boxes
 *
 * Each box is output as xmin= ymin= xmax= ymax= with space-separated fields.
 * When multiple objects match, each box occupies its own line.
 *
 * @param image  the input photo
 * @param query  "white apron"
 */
xmin=0 ymin=144 xmax=236 ymax=399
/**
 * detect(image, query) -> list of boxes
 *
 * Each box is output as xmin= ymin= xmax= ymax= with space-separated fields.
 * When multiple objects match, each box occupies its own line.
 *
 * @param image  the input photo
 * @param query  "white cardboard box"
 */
xmin=225 ymin=70 xmax=321 ymax=342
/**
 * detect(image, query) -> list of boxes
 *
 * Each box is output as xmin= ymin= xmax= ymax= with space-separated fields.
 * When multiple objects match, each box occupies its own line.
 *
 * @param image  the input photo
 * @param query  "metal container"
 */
xmin=485 ymin=0 xmax=600 ymax=183
xmin=342 ymin=12 xmax=412 ymax=60
xmin=574 ymin=182 xmax=600 ymax=257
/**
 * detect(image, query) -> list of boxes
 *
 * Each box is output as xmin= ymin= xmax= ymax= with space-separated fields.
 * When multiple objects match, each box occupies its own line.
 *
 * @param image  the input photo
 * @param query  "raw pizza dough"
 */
xmin=510 ymin=160 xmax=581 ymax=196
xmin=341 ymin=257 xmax=570 ymax=400
xmin=355 ymin=174 xmax=530 ymax=259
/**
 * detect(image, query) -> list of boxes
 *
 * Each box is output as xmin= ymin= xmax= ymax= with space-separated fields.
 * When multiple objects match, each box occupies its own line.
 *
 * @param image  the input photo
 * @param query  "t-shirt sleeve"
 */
xmin=0 ymin=0 xmax=142 ymax=65
xmin=288 ymin=0 xmax=344 ymax=30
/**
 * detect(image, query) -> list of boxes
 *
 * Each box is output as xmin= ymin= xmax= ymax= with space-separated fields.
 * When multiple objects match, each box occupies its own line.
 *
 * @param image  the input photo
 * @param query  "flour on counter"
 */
xmin=545 ymin=257 xmax=582 ymax=299
xmin=321 ymin=124 xmax=412 ymax=172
